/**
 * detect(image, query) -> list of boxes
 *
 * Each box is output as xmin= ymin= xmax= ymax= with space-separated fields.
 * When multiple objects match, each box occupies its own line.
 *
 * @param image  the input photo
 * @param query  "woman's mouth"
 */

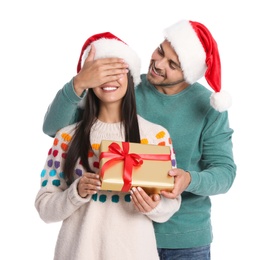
xmin=101 ymin=86 xmax=118 ymax=91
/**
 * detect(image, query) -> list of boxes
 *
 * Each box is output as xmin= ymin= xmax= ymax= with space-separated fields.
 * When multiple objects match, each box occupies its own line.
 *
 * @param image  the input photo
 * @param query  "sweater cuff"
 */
xmin=185 ymin=170 xmax=200 ymax=193
xmin=64 ymin=78 xmax=85 ymax=104
xmin=145 ymin=195 xmax=181 ymax=223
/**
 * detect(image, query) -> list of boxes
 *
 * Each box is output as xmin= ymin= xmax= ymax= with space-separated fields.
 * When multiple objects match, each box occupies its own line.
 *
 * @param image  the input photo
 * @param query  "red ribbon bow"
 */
xmin=99 ymin=142 xmax=171 ymax=192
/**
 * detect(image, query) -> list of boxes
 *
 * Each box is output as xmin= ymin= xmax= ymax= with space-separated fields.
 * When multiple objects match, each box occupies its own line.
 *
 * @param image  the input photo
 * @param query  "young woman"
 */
xmin=35 ymin=32 xmax=181 ymax=260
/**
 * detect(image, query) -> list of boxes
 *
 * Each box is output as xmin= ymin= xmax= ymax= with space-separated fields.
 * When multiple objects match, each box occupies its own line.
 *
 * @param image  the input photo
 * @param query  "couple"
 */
xmin=35 ymin=20 xmax=236 ymax=260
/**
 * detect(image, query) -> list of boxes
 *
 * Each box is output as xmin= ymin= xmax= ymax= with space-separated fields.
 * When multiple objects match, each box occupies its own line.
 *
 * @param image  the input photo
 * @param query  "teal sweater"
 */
xmin=43 ymin=74 xmax=236 ymax=248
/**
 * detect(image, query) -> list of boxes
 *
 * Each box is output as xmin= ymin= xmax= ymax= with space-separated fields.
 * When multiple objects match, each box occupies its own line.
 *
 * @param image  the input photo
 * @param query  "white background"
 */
xmin=1 ymin=0 xmax=265 ymax=259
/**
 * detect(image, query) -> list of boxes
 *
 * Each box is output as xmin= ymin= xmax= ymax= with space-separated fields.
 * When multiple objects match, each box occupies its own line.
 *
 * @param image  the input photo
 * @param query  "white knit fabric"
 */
xmin=35 ymin=115 xmax=181 ymax=260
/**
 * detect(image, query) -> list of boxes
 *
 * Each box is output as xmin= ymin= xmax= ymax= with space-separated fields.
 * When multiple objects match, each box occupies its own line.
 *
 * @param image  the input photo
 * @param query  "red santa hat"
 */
xmin=163 ymin=20 xmax=232 ymax=112
xmin=77 ymin=32 xmax=141 ymax=87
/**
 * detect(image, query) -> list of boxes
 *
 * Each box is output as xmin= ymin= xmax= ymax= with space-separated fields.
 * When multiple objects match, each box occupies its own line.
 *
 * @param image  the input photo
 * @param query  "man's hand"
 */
xmin=160 ymin=168 xmax=191 ymax=199
xmin=73 ymin=44 xmax=129 ymax=96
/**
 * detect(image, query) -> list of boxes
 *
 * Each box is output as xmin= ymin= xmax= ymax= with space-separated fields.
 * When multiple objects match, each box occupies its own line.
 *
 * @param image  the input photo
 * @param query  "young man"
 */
xmin=42 ymin=20 xmax=236 ymax=259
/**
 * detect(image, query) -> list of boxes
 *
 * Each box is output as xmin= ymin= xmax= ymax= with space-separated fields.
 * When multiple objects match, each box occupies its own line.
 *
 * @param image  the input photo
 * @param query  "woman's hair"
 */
xmin=63 ymin=71 xmax=140 ymax=183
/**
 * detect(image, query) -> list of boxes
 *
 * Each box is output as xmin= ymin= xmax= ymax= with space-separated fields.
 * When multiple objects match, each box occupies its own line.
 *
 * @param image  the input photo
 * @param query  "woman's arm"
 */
xmin=35 ymin=128 xmax=90 ymax=223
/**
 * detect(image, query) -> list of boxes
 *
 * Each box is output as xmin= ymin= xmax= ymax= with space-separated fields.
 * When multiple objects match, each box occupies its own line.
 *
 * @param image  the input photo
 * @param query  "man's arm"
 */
xmin=162 ymin=111 xmax=236 ymax=199
xmin=43 ymin=78 xmax=83 ymax=137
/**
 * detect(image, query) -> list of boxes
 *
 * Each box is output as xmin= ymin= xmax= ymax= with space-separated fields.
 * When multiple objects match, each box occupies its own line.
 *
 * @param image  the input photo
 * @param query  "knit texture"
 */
xmin=42 ymin=76 xmax=236 ymax=249
xmin=36 ymin=115 xmax=181 ymax=260
xmin=135 ymin=75 xmax=236 ymax=248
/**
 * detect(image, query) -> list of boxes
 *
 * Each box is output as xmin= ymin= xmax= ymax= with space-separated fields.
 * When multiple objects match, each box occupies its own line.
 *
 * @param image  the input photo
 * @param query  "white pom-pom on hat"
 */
xmin=163 ymin=20 xmax=232 ymax=112
xmin=210 ymin=90 xmax=232 ymax=112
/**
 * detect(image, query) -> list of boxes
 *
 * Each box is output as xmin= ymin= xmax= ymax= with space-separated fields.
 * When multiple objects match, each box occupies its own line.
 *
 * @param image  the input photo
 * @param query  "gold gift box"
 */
xmin=99 ymin=140 xmax=174 ymax=194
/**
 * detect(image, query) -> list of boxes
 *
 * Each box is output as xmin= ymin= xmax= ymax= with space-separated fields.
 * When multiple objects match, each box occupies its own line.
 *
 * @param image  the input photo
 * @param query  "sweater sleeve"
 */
xmin=42 ymin=78 xmax=84 ymax=137
xmin=145 ymin=195 xmax=181 ymax=223
xmin=186 ymin=111 xmax=237 ymax=196
xmin=35 ymin=129 xmax=91 ymax=223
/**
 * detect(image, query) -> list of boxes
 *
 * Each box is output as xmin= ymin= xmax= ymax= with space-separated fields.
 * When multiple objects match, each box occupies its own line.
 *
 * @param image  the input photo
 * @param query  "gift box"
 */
xmin=99 ymin=140 xmax=174 ymax=194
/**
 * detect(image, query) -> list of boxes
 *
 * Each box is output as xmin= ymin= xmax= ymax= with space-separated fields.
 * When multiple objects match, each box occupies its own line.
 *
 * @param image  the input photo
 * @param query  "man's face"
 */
xmin=147 ymin=40 xmax=188 ymax=92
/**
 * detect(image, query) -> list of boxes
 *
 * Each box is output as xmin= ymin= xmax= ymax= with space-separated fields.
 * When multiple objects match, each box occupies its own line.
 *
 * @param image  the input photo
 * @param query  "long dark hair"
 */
xmin=63 ymin=71 xmax=140 ymax=183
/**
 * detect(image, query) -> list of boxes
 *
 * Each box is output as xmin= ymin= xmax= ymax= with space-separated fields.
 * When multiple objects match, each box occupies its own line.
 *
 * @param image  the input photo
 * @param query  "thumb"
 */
xmin=86 ymin=43 xmax=96 ymax=62
xmin=150 ymin=194 xmax=161 ymax=202
xmin=168 ymin=169 xmax=178 ymax=177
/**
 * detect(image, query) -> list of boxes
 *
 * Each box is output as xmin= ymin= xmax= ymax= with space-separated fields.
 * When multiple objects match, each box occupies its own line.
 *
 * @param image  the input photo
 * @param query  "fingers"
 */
xmin=150 ymin=194 xmax=161 ymax=202
xmin=161 ymin=168 xmax=191 ymax=199
xmin=78 ymin=172 xmax=101 ymax=198
xmin=160 ymin=175 xmax=180 ymax=199
xmin=94 ymin=57 xmax=128 ymax=67
xmin=94 ymin=60 xmax=129 ymax=79
xmin=84 ymin=53 xmax=128 ymax=69
xmin=168 ymin=169 xmax=178 ymax=177
xmin=74 ymin=56 xmax=129 ymax=94
xmin=86 ymin=44 xmax=96 ymax=62
xmin=97 ymin=65 xmax=129 ymax=84
xmin=160 ymin=190 xmax=178 ymax=199
xmin=80 ymin=59 xmax=128 ymax=87
xmin=130 ymin=187 xmax=160 ymax=213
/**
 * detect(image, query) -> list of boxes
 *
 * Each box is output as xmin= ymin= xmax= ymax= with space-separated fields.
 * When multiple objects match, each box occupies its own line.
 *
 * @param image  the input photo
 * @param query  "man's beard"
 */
xmin=150 ymin=78 xmax=186 ymax=87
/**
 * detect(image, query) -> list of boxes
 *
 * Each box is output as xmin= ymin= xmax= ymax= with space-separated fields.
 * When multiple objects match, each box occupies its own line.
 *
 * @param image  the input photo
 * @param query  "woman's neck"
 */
xmin=98 ymin=105 xmax=121 ymax=123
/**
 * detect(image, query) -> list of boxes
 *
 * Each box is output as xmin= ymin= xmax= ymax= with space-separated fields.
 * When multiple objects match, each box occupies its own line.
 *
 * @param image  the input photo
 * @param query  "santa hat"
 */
xmin=77 ymin=32 xmax=141 ymax=87
xmin=163 ymin=20 xmax=232 ymax=112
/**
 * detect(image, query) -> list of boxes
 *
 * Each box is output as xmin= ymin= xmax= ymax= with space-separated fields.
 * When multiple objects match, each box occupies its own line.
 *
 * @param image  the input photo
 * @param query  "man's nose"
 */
xmin=155 ymin=57 xmax=168 ymax=69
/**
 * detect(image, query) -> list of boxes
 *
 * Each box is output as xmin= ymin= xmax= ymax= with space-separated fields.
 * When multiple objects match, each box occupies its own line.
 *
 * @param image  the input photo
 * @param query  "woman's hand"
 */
xmin=130 ymin=187 xmax=161 ymax=213
xmin=77 ymin=172 xmax=101 ymax=198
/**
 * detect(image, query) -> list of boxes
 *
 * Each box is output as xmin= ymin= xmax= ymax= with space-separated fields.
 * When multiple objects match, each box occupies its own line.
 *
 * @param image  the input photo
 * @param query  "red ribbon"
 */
xmin=99 ymin=142 xmax=171 ymax=192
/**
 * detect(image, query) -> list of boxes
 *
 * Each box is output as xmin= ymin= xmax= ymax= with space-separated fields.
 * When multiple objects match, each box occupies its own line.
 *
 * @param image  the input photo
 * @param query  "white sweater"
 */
xmin=35 ymin=115 xmax=181 ymax=260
